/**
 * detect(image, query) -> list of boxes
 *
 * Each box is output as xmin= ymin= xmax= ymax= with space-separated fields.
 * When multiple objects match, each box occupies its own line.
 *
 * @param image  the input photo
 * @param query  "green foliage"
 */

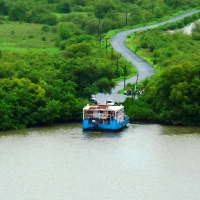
xmin=0 ymin=48 xmax=119 ymax=130
xmin=1 ymin=0 xmax=200 ymax=31
xmin=0 ymin=0 xmax=8 ymax=15
xmin=192 ymin=21 xmax=200 ymax=40
xmin=160 ymin=12 xmax=200 ymax=31
xmin=192 ymin=32 xmax=200 ymax=40
xmin=124 ymin=98 xmax=157 ymax=122
xmin=8 ymin=1 xmax=29 ymax=21
xmin=58 ymin=55 xmax=116 ymax=95
xmin=101 ymin=17 xmax=123 ymax=33
xmin=142 ymin=63 xmax=200 ymax=125
xmin=27 ymin=5 xmax=58 ymax=25
xmin=0 ymin=78 xmax=46 ymax=130
xmin=133 ymin=29 xmax=200 ymax=68
xmin=42 ymin=25 xmax=50 ymax=32
xmin=0 ymin=0 xmax=200 ymax=130
xmin=84 ymin=18 xmax=99 ymax=35
xmin=36 ymin=99 xmax=61 ymax=124
xmin=126 ymin=17 xmax=200 ymax=125
xmin=57 ymin=0 xmax=71 ymax=13
xmin=95 ymin=77 xmax=115 ymax=94
xmin=94 ymin=1 xmax=116 ymax=19
xmin=0 ymin=75 xmax=86 ymax=130
xmin=62 ymin=43 xmax=92 ymax=58
xmin=59 ymin=23 xmax=81 ymax=40
xmin=129 ymin=4 xmax=146 ymax=24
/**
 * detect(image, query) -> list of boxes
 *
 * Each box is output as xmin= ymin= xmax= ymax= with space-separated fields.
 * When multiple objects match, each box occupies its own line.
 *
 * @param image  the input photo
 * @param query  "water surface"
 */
xmin=0 ymin=124 xmax=200 ymax=200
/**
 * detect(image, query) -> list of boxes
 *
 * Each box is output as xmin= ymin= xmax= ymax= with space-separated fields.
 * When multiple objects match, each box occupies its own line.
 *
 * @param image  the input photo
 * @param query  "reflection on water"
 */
xmin=82 ymin=127 xmax=129 ymax=139
xmin=0 ymin=123 xmax=200 ymax=200
xmin=160 ymin=125 xmax=200 ymax=135
xmin=83 ymin=131 xmax=121 ymax=139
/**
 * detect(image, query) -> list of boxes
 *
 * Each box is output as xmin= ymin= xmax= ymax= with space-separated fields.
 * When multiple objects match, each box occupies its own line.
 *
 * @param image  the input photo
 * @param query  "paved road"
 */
xmin=96 ymin=10 xmax=200 ymax=104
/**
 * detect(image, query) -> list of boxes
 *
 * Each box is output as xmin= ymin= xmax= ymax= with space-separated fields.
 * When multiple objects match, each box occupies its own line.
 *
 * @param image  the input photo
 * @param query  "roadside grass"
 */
xmin=0 ymin=21 xmax=59 ymax=53
xmin=105 ymin=8 xmax=198 ymax=41
xmin=0 ymin=9 xmax=197 ymax=54
xmin=55 ymin=11 xmax=93 ymax=18
xmin=103 ymin=9 xmax=199 ymax=85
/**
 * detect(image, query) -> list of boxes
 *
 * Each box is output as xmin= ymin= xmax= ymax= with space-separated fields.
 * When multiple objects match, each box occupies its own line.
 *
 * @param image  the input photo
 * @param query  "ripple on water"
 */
xmin=1 ymin=124 xmax=200 ymax=200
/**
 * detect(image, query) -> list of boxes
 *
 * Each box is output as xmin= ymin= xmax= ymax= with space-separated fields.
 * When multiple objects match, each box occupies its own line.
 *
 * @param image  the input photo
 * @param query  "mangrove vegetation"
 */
xmin=0 ymin=0 xmax=200 ymax=130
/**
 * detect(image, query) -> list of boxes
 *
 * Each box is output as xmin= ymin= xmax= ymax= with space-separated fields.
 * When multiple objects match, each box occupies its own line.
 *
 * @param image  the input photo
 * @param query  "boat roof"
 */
xmin=83 ymin=104 xmax=124 ymax=111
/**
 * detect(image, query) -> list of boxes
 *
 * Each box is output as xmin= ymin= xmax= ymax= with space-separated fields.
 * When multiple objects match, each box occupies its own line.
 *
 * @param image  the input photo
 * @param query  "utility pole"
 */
xmin=99 ymin=27 xmax=101 ymax=43
xmin=98 ymin=18 xmax=100 ymax=37
xmin=126 ymin=12 xmax=127 ymax=26
xmin=132 ymin=74 xmax=139 ymax=104
xmin=124 ymin=65 xmax=126 ymax=89
xmin=134 ymin=74 xmax=139 ymax=99
xmin=111 ymin=47 xmax=113 ymax=60
xmin=175 ymin=0 xmax=178 ymax=11
xmin=116 ymin=56 xmax=119 ymax=73
xmin=126 ymin=12 xmax=131 ymax=26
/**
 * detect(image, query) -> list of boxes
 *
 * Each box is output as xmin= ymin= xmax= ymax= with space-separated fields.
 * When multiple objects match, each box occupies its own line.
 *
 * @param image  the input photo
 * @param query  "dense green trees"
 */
xmin=5 ymin=1 xmax=58 ymax=25
xmin=94 ymin=1 xmax=116 ymax=19
xmin=164 ymin=0 xmax=199 ymax=8
xmin=0 ymin=0 xmax=8 ymax=15
xmin=59 ymin=23 xmax=82 ymax=41
xmin=0 ymin=70 xmax=85 ymax=130
xmin=0 ymin=0 xmax=199 ymax=130
xmin=192 ymin=21 xmax=200 ymax=40
xmin=1 ymin=0 xmax=198 ymax=32
xmin=125 ymin=17 xmax=200 ymax=126
xmin=27 ymin=6 xmax=58 ymax=25
xmin=0 ymin=78 xmax=46 ymax=129
xmin=0 ymin=0 xmax=198 ymax=28
xmin=57 ymin=0 xmax=71 ymax=13
xmin=145 ymin=64 xmax=200 ymax=125
xmin=0 ymin=49 xmax=118 ymax=130
xmin=8 ymin=1 xmax=29 ymax=21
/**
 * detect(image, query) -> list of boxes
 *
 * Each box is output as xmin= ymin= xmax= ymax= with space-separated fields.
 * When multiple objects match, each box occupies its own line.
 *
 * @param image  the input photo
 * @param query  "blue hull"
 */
xmin=82 ymin=117 xmax=129 ymax=131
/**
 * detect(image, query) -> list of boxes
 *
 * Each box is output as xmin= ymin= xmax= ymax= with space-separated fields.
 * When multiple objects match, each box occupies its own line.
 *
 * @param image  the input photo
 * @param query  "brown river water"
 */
xmin=0 ymin=123 xmax=200 ymax=200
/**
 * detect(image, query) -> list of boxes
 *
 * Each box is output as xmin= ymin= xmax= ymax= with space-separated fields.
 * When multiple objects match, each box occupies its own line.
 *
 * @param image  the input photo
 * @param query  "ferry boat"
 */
xmin=82 ymin=103 xmax=129 ymax=130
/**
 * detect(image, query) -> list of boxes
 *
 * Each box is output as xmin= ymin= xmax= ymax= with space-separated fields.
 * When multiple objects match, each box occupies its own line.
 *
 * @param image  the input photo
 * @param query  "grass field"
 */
xmin=0 ymin=21 xmax=60 ymax=53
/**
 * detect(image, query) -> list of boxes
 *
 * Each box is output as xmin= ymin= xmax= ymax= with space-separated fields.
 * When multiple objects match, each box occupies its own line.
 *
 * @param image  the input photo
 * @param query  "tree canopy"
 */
xmin=0 ymin=0 xmax=199 ymax=130
xmin=125 ymin=14 xmax=200 ymax=126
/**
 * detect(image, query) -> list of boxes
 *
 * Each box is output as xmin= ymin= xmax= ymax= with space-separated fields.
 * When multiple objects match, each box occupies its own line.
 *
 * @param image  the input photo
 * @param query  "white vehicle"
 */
xmin=105 ymin=100 xmax=115 ymax=106
xmin=90 ymin=94 xmax=96 ymax=103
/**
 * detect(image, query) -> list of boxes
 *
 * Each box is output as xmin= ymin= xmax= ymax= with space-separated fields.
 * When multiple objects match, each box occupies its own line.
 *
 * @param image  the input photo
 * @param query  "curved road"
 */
xmin=96 ymin=10 xmax=200 ymax=103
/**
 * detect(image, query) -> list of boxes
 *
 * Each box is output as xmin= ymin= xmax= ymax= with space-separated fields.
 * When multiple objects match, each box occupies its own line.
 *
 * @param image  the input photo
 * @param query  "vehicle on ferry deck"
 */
xmin=90 ymin=94 xmax=96 ymax=103
xmin=105 ymin=100 xmax=115 ymax=106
